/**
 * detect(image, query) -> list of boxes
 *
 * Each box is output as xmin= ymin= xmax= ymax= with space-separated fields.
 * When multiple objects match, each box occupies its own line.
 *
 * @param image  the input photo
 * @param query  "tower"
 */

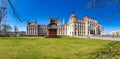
xmin=69 ymin=12 xmax=77 ymax=23
xmin=45 ymin=17 xmax=59 ymax=38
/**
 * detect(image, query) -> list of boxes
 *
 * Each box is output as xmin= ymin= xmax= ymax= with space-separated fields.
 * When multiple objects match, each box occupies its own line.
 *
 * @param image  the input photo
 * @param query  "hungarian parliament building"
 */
xmin=26 ymin=12 xmax=104 ymax=36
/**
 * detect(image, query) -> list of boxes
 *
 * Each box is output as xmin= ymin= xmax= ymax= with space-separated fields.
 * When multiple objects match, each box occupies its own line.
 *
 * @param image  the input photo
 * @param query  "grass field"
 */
xmin=0 ymin=36 xmax=119 ymax=59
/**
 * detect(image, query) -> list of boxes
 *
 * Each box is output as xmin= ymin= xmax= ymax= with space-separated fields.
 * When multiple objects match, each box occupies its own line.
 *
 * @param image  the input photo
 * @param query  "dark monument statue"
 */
xmin=45 ymin=18 xmax=59 ymax=38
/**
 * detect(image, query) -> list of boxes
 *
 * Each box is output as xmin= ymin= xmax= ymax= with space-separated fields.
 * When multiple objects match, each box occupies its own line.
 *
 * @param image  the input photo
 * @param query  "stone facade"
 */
xmin=57 ymin=24 xmax=67 ymax=35
xmin=66 ymin=13 xmax=104 ymax=36
xmin=110 ymin=30 xmax=120 ymax=36
xmin=38 ymin=25 xmax=47 ymax=36
xmin=26 ymin=22 xmax=38 ymax=36
xmin=46 ymin=18 xmax=59 ymax=38
xmin=26 ymin=12 xmax=104 ymax=36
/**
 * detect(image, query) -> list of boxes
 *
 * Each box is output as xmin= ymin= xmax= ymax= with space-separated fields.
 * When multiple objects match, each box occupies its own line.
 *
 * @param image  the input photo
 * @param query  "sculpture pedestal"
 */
xmin=45 ymin=28 xmax=58 ymax=38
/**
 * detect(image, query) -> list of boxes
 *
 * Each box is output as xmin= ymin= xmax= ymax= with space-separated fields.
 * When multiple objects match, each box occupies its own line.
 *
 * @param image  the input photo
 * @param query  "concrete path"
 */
xmin=74 ymin=36 xmax=120 ymax=41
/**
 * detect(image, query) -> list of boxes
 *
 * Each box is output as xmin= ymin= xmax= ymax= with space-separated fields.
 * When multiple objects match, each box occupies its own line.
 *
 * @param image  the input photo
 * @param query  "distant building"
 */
xmin=110 ymin=30 xmax=120 ymax=36
xmin=19 ymin=31 xmax=26 ymax=36
xmin=26 ymin=12 xmax=104 ymax=36
xmin=8 ymin=31 xmax=26 ymax=36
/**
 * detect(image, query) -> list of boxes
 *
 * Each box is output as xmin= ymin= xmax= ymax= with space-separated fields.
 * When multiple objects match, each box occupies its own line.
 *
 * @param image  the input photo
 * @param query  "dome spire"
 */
xmin=69 ymin=12 xmax=77 ymax=23
xmin=70 ymin=11 xmax=76 ymax=18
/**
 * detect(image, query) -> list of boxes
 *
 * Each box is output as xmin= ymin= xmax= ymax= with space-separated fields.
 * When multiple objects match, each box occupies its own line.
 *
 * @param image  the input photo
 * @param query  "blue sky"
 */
xmin=7 ymin=0 xmax=120 ymax=34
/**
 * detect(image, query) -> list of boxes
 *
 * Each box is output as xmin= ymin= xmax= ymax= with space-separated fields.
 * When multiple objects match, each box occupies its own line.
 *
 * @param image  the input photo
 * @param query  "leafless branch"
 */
xmin=7 ymin=0 xmax=23 ymax=22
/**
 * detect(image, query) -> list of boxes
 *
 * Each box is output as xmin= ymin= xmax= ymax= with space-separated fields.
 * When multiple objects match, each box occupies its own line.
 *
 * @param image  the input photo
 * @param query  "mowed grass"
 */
xmin=0 ymin=36 xmax=119 ymax=59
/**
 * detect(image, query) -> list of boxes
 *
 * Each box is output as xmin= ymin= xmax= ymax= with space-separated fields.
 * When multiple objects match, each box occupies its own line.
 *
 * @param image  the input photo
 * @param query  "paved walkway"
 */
xmin=75 ymin=36 xmax=120 ymax=41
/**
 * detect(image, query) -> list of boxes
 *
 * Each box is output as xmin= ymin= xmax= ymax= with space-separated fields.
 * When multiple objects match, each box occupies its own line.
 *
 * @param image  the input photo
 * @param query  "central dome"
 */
xmin=69 ymin=12 xmax=78 ymax=23
xmin=70 ymin=12 xmax=77 ymax=18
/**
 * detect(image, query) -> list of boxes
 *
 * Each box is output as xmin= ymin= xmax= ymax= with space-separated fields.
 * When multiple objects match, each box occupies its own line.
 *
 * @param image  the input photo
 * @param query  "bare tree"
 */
xmin=0 ymin=0 xmax=23 ymax=36
xmin=86 ymin=0 xmax=120 ymax=23
xmin=0 ymin=0 xmax=7 ymax=36
xmin=1 ymin=24 xmax=12 ymax=36
xmin=14 ymin=25 xmax=18 ymax=36
xmin=7 ymin=0 xmax=23 ymax=22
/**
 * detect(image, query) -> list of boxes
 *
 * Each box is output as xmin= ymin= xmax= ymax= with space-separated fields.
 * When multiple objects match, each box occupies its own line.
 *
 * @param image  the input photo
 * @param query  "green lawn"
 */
xmin=0 ymin=36 xmax=119 ymax=59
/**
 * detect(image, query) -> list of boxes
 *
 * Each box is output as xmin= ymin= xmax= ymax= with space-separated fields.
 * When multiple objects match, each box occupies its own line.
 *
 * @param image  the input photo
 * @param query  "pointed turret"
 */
xmin=63 ymin=19 xmax=65 ymax=24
